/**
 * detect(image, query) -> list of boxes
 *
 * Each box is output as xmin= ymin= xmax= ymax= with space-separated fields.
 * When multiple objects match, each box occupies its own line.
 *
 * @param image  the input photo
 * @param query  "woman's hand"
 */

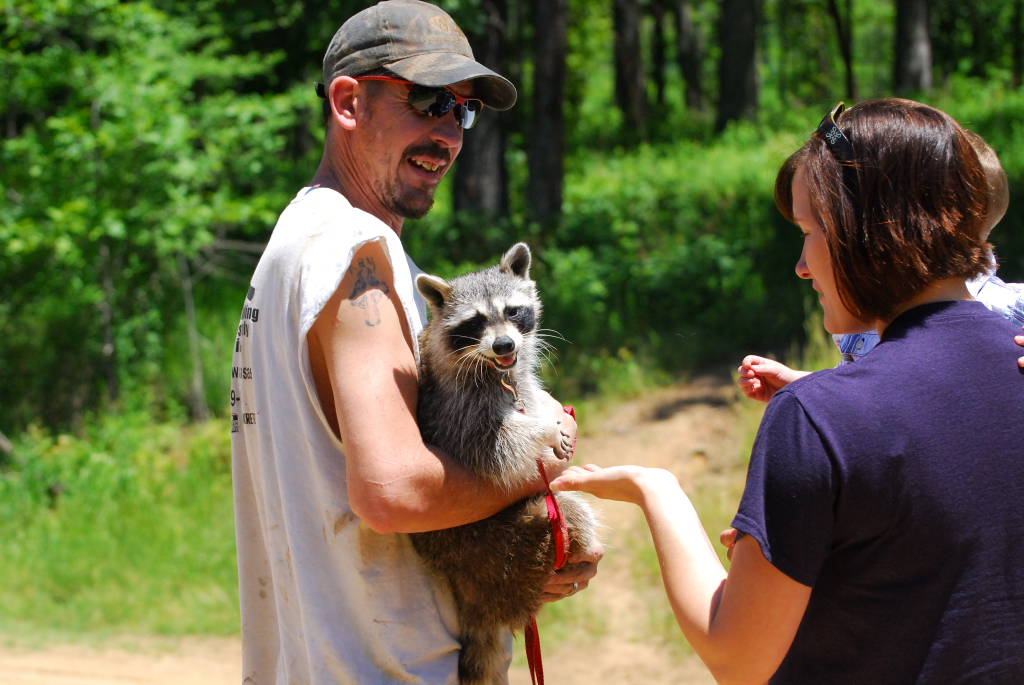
xmin=737 ymin=355 xmax=811 ymax=402
xmin=1016 ymin=326 xmax=1023 ymax=367
xmin=720 ymin=527 xmax=738 ymax=561
xmin=549 ymin=464 xmax=680 ymax=505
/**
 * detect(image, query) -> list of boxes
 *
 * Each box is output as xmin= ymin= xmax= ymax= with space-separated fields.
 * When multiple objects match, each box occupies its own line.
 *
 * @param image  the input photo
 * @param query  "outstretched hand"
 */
xmin=736 ymin=355 xmax=811 ymax=402
xmin=550 ymin=463 xmax=679 ymax=505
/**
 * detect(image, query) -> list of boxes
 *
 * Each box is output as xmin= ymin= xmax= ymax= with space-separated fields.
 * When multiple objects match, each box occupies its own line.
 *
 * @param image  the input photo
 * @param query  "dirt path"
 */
xmin=1 ymin=375 xmax=747 ymax=685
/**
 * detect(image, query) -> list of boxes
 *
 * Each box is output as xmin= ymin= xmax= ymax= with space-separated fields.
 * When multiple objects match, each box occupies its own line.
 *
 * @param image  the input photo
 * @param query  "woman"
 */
xmin=552 ymin=99 xmax=1024 ymax=684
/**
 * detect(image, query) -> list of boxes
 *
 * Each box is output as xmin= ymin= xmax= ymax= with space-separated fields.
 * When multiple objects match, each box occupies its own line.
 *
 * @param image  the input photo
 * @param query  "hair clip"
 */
xmin=815 ymin=101 xmax=860 ymax=199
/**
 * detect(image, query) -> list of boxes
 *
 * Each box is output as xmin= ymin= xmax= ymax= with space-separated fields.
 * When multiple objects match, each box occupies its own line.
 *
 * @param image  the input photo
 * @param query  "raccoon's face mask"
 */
xmin=416 ymin=243 xmax=539 ymax=371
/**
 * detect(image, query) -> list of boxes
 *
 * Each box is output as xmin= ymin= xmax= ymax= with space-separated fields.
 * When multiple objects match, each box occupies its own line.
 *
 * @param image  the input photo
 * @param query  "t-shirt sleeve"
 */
xmin=731 ymin=391 xmax=837 ymax=587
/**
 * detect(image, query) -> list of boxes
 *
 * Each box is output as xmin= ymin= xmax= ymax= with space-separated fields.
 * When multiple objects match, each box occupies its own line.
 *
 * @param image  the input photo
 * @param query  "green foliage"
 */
xmin=932 ymin=0 xmax=1022 ymax=82
xmin=0 ymin=414 xmax=238 ymax=635
xmin=0 ymin=1 xmax=315 ymax=429
xmin=539 ymin=126 xmax=809 ymax=394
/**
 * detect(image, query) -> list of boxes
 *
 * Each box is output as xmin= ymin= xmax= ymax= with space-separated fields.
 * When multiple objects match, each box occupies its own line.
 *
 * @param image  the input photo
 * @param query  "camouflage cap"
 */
xmin=323 ymin=0 xmax=517 ymax=111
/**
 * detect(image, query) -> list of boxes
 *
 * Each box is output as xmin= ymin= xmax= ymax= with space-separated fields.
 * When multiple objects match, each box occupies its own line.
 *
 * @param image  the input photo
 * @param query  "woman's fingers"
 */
xmin=551 ymin=464 xmax=601 ymax=488
xmin=550 ymin=464 xmax=648 ymax=504
xmin=720 ymin=527 xmax=739 ymax=561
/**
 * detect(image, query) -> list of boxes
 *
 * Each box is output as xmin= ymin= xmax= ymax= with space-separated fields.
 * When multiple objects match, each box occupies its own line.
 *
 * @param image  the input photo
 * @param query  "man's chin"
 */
xmin=386 ymin=190 xmax=436 ymax=220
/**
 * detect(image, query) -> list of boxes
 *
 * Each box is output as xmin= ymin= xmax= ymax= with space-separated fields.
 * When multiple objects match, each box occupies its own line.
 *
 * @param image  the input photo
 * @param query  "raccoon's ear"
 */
xmin=500 ymin=242 xmax=532 ymax=280
xmin=416 ymin=274 xmax=452 ymax=312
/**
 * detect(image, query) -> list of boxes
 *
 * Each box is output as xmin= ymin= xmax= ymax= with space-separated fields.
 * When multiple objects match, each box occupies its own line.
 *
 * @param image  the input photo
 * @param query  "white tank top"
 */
xmin=230 ymin=187 xmax=460 ymax=685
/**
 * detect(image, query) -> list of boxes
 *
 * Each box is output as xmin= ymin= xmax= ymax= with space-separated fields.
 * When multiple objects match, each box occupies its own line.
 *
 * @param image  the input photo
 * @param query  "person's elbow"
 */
xmin=347 ymin=479 xmax=423 ymax=535
xmin=699 ymin=635 xmax=785 ymax=685
xmin=709 ymin=663 xmax=776 ymax=685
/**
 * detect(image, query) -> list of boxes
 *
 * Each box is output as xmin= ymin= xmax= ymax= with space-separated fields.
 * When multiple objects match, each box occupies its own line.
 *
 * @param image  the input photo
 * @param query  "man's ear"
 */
xmin=416 ymin=274 xmax=452 ymax=313
xmin=500 ymin=242 xmax=531 ymax=280
xmin=329 ymin=76 xmax=361 ymax=132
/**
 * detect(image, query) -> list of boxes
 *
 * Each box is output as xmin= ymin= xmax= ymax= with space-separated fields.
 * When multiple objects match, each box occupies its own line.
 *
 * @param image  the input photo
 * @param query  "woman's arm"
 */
xmin=551 ymin=465 xmax=811 ymax=685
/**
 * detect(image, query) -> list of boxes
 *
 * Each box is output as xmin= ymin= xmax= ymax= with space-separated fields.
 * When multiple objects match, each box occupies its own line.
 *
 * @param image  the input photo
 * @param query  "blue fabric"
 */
xmin=734 ymin=300 xmax=1024 ymax=684
xmin=832 ymin=272 xmax=1024 ymax=365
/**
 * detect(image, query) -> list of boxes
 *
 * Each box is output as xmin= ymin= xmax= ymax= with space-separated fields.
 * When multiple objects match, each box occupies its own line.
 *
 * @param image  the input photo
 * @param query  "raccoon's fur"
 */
xmin=410 ymin=243 xmax=597 ymax=685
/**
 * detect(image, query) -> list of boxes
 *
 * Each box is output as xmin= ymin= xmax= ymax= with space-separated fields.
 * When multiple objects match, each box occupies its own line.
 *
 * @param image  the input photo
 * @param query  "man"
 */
xmin=229 ymin=2 xmax=601 ymax=683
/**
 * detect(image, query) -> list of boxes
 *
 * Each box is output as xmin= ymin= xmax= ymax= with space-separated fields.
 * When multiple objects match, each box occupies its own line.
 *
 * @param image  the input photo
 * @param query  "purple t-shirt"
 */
xmin=733 ymin=300 xmax=1024 ymax=684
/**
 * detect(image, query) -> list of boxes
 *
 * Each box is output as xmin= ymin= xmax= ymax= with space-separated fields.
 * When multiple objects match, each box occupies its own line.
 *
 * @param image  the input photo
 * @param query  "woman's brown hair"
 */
xmin=775 ymin=98 xmax=992 ymax=323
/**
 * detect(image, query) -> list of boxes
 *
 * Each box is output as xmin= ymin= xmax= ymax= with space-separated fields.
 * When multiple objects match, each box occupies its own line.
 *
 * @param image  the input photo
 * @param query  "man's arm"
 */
xmin=308 ymin=239 xmax=564 ymax=534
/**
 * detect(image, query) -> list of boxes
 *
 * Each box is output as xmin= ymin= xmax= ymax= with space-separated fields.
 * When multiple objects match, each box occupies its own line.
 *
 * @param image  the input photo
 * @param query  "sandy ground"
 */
xmin=1 ymin=375 xmax=744 ymax=685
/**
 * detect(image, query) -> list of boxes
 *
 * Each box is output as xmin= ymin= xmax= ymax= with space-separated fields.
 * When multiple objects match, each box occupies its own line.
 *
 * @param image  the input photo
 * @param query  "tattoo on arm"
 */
xmin=349 ymin=257 xmax=391 ymax=326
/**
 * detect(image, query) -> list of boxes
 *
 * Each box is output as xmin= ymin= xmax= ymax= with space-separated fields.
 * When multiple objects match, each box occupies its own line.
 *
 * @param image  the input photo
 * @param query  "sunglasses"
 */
xmin=315 ymin=77 xmax=483 ymax=130
xmin=814 ymin=101 xmax=859 ymax=199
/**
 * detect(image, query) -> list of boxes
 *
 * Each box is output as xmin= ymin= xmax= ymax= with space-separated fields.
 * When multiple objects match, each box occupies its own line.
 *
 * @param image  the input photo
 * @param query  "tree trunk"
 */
xmin=676 ymin=0 xmax=706 ymax=112
xmin=716 ymin=0 xmax=760 ymax=132
xmin=527 ymin=0 xmax=568 ymax=226
xmin=1013 ymin=0 xmax=1023 ymax=89
xmin=613 ymin=0 xmax=648 ymax=137
xmin=453 ymin=0 xmax=509 ymax=216
xmin=98 ymin=238 xmax=118 ymax=403
xmin=651 ymin=0 xmax=668 ymax=107
xmin=0 ymin=429 xmax=12 ymax=456
xmin=826 ymin=0 xmax=857 ymax=100
xmin=179 ymin=253 xmax=210 ymax=422
xmin=894 ymin=0 xmax=932 ymax=94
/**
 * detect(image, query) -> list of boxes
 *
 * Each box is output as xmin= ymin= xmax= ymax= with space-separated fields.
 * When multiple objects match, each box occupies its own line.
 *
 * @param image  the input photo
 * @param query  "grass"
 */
xmin=0 ymin=414 xmax=239 ymax=638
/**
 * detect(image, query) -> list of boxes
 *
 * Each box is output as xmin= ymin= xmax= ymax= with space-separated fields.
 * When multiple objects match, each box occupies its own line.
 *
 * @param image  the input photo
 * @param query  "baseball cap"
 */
xmin=322 ymin=0 xmax=517 ymax=111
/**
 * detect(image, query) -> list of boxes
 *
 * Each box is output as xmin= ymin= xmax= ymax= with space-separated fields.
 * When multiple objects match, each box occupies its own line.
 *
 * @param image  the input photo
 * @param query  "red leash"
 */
xmin=524 ymin=405 xmax=576 ymax=685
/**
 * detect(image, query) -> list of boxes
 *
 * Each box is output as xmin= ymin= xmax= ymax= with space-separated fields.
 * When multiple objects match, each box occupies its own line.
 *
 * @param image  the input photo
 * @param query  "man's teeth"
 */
xmin=412 ymin=159 xmax=441 ymax=172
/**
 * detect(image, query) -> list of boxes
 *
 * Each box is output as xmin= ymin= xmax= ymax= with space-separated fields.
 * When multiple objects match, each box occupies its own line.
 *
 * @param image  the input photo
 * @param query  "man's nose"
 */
xmin=429 ymin=112 xmax=463 ymax=151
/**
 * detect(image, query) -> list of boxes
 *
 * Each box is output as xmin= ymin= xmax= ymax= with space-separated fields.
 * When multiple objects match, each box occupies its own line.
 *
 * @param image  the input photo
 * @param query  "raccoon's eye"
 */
xmin=506 ymin=306 xmax=520 ymax=318
xmin=448 ymin=314 xmax=487 ymax=350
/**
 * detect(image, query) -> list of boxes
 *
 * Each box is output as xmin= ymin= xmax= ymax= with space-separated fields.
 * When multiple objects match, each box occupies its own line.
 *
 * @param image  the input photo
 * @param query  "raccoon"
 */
xmin=410 ymin=243 xmax=597 ymax=685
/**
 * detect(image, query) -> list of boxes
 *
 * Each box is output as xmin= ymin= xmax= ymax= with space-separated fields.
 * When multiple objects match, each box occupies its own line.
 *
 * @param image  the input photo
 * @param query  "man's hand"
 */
xmin=541 ymin=543 xmax=604 ymax=603
xmin=736 ymin=355 xmax=810 ymax=402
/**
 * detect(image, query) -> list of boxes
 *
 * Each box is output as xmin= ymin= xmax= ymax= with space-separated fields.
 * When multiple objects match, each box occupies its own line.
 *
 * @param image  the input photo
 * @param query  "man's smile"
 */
xmin=409 ymin=157 xmax=445 ymax=173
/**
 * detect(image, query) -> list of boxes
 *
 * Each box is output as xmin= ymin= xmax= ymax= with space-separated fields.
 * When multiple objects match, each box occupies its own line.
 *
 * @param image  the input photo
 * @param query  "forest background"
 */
xmin=2 ymin=0 xmax=1024 ymax=639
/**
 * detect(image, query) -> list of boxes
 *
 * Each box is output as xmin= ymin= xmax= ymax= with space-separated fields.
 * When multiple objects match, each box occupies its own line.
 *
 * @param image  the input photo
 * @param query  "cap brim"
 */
xmin=385 ymin=53 xmax=517 ymax=111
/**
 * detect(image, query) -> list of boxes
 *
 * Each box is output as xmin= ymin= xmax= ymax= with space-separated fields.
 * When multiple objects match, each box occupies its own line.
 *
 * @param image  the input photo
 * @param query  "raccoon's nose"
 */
xmin=492 ymin=336 xmax=516 ymax=356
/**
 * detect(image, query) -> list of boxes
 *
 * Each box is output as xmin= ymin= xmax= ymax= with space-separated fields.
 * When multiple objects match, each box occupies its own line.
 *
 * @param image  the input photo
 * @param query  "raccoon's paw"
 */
xmin=554 ymin=425 xmax=575 ymax=461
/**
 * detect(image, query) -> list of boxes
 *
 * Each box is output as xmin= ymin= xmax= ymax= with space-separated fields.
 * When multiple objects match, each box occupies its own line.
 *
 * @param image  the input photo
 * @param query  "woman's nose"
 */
xmin=795 ymin=249 xmax=811 ymax=280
